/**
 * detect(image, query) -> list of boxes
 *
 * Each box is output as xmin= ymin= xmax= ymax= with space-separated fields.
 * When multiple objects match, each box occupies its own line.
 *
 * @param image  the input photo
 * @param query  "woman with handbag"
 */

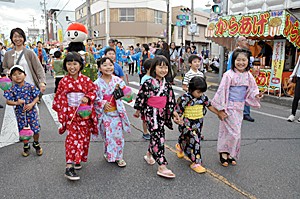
xmin=287 ymin=56 xmax=300 ymax=122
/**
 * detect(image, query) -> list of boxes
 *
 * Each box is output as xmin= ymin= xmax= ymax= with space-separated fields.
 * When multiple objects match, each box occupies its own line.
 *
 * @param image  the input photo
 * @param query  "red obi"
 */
xmin=147 ymin=96 xmax=167 ymax=109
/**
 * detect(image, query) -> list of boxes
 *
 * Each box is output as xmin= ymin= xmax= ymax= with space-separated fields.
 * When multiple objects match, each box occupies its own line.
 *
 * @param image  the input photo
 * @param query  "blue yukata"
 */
xmin=4 ymin=82 xmax=41 ymax=134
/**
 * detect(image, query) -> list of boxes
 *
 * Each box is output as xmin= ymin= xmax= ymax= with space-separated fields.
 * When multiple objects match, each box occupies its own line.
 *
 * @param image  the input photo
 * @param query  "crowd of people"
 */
xmin=2 ymin=27 xmax=299 ymax=182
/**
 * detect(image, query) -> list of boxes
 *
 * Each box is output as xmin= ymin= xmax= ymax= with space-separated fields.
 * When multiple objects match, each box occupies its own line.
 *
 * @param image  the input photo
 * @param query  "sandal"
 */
xmin=219 ymin=153 xmax=229 ymax=167
xmin=175 ymin=143 xmax=184 ymax=158
xmin=116 ymin=159 xmax=127 ymax=167
xmin=144 ymin=155 xmax=155 ymax=165
xmin=228 ymin=156 xmax=237 ymax=166
xmin=190 ymin=163 xmax=206 ymax=173
xmin=157 ymin=167 xmax=176 ymax=179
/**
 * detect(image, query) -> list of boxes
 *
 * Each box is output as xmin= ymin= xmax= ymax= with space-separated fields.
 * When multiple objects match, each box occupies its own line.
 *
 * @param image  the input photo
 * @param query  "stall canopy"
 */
xmin=205 ymin=10 xmax=300 ymax=50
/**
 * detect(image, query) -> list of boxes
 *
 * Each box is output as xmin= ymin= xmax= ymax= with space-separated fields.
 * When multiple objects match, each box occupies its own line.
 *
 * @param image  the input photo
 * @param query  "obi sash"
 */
xmin=183 ymin=105 xmax=203 ymax=120
xmin=147 ymin=96 xmax=167 ymax=109
xmin=228 ymin=86 xmax=247 ymax=102
xmin=103 ymin=94 xmax=117 ymax=112
xmin=67 ymin=92 xmax=85 ymax=107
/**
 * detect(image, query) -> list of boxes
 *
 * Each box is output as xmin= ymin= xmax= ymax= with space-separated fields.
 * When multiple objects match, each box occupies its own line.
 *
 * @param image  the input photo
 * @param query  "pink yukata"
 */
xmin=211 ymin=70 xmax=260 ymax=159
xmin=94 ymin=75 xmax=131 ymax=162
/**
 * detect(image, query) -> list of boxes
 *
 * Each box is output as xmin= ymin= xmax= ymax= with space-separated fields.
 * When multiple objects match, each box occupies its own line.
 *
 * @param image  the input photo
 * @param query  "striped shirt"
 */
xmin=183 ymin=69 xmax=204 ymax=85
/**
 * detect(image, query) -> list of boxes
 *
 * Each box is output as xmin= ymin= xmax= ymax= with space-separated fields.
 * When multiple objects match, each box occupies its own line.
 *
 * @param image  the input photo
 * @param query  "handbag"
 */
xmin=112 ymin=84 xmax=124 ymax=100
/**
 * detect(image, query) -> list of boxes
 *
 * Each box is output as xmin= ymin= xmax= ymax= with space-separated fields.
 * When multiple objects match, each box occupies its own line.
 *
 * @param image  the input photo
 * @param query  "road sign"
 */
xmin=189 ymin=24 xmax=197 ymax=33
xmin=176 ymin=20 xmax=187 ymax=27
xmin=94 ymin=30 xmax=99 ymax=37
xmin=176 ymin=14 xmax=190 ymax=21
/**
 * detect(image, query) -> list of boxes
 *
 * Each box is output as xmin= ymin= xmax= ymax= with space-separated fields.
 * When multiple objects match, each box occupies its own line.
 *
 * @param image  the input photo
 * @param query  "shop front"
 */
xmin=205 ymin=10 xmax=300 ymax=97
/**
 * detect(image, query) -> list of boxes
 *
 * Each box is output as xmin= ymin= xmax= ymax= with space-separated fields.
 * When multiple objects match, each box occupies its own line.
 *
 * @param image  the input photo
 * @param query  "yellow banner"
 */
xmin=269 ymin=39 xmax=285 ymax=88
xmin=58 ymin=29 xmax=63 ymax=43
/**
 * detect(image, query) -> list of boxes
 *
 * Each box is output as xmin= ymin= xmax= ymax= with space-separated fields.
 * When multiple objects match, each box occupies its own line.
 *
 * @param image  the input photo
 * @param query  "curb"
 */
xmin=208 ymin=85 xmax=297 ymax=108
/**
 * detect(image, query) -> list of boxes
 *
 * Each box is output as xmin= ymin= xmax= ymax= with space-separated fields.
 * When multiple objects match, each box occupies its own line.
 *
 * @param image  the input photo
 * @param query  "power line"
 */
xmin=57 ymin=0 xmax=71 ymax=17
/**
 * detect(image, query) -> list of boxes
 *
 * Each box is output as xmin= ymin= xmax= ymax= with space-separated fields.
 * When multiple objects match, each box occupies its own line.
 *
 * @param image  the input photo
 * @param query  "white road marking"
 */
xmin=0 ymin=105 xmax=19 ymax=148
xmin=42 ymin=94 xmax=60 ymax=128
xmin=251 ymin=109 xmax=298 ymax=122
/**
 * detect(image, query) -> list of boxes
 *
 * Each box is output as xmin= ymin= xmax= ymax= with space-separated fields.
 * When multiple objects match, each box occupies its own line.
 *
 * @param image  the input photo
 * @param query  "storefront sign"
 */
xmin=206 ymin=10 xmax=300 ymax=49
xmin=252 ymin=68 xmax=272 ymax=91
xmin=283 ymin=14 xmax=300 ymax=48
xmin=269 ymin=40 xmax=285 ymax=90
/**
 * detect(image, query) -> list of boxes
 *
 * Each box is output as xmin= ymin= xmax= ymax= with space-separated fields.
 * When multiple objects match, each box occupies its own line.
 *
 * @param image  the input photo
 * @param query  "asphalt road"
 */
xmin=0 ymin=71 xmax=299 ymax=199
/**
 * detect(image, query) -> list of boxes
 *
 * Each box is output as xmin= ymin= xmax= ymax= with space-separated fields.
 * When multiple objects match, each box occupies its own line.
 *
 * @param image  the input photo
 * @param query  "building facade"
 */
xmin=75 ymin=0 xmax=167 ymax=47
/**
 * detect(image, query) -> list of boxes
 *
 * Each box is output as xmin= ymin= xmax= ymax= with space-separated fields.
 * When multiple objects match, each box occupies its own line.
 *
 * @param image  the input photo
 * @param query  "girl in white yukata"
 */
xmin=94 ymin=57 xmax=131 ymax=167
xmin=211 ymin=49 xmax=263 ymax=167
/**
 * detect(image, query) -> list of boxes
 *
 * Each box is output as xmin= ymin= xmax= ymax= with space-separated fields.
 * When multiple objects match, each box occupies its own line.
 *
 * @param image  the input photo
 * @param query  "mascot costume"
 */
xmin=66 ymin=22 xmax=98 ymax=81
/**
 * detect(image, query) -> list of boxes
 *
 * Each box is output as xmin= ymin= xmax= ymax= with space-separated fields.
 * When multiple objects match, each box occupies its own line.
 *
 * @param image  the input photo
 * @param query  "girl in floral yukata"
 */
xmin=4 ymin=65 xmax=41 ymax=157
xmin=134 ymin=55 xmax=181 ymax=179
xmin=211 ymin=48 xmax=263 ymax=167
xmin=52 ymin=52 xmax=98 ymax=181
xmin=94 ymin=57 xmax=131 ymax=168
xmin=174 ymin=76 xmax=226 ymax=174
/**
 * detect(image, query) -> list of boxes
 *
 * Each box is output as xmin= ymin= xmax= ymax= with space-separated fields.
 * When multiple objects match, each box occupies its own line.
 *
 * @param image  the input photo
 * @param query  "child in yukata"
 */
xmin=94 ymin=57 xmax=131 ymax=168
xmin=52 ymin=52 xmax=98 ymax=181
xmin=134 ymin=55 xmax=181 ymax=179
xmin=175 ymin=76 xmax=226 ymax=173
xmin=4 ymin=65 xmax=42 ymax=157
xmin=211 ymin=48 xmax=263 ymax=167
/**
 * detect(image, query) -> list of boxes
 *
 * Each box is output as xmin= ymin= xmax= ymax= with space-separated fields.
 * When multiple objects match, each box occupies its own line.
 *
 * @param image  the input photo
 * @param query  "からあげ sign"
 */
xmin=283 ymin=14 xmax=300 ymax=48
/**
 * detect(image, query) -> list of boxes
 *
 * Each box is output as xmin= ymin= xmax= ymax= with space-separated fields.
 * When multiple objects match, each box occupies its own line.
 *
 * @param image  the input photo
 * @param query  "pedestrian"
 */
xmin=126 ymin=45 xmax=135 ymax=75
xmin=52 ymin=50 xmax=66 ymax=93
xmin=169 ymin=42 xmax=178 ymax=84
xmin=287 ymin=55 xmax=300 ymax=122
xmin=99 ymin=38 xmax=123 ymax=65
xmin=52 ymin=52 xmax=98 ymax=181
xmin=183 ymin=46 xmax=191 ymax=73
xmin=175 ymin=76 xmax=226 ymax=173
xmin=211 ymin=48 xmax=263 ymax=166
xmin=102 ymin=47 xmax=125 ymax=80
xmin=134 ymin=59 xmax=153 ymax=140
xmin=182 ymin=55 xmax=204 ymax=92
xmin=2 ymin=28 xmax=46 ymax=94
xmin=94 ymin=57 xmax=131 ymax=167
xmin=134 ymin=55 xmax=181 ymax=179
xmin=227 ymin=36 xmax=255 ymax=122
xmin=33 ymin=41 xmax=48 ymax=73
xmin=4 ymin=65 xmax=42 ymax=157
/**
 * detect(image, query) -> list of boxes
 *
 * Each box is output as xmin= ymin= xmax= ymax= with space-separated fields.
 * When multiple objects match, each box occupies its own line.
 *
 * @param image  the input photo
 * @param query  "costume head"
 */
xmin=66 ymin=23 xmax=88 ymax=52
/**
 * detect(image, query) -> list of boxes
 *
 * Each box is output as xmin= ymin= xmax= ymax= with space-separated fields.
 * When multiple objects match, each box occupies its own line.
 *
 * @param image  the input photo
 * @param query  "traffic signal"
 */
xmin=212 ymin=5 xmax=221 ymax=14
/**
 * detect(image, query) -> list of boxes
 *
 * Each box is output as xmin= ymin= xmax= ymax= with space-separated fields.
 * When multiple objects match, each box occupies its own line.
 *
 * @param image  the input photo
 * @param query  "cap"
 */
xmin=9 ymin=65 xmax=25 ymax=76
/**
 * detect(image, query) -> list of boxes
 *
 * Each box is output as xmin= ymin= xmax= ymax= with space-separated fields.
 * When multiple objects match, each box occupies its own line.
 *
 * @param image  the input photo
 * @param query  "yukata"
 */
xmin=134 ymin=78 xmax=176 ymax=165
xmin=52 ymin=73 xmax=98 ymax=164
xmin=211 ymin=70 xmax=260 ymax=159
xmin=176 ymin=93 xmax=211 ymax=164
xmin=4 ymin=82 xmax=40 ymax=135
xmin=94 ymin=75 xmax=131 ymax=162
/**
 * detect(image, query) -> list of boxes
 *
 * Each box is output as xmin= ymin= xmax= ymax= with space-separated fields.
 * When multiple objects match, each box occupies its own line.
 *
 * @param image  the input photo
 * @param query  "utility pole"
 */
xmin=106 ymin=0 xmax=110 ymax=44
xmin=87 ymin=0 xmax=92 ymax=38
xmin=30 ymin=16 xmax=36 ymax=28
xmin=166 ymin=0 xmax=170 ymax=44
xmin=40 ymin=0 xmax=48 ymax=42
xmin=191 ymin=0 xmax=194 ymax=44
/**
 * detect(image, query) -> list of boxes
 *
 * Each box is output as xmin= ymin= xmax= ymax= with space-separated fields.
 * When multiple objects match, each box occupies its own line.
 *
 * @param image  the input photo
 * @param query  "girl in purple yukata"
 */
xmin=4 ymin=65 xmax=41 ymax=157
xmin=134 ymin=55 xmax=181 ymax=179
xmin=211 ymin=49 xmax=263 ymax=167
xmin=94 ymin=57 xmax=131 ymax=168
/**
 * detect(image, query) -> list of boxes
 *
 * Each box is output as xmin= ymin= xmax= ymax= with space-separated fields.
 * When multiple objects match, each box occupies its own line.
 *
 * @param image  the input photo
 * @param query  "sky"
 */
xmin=0 ymin=0 xmax=209 ymax=38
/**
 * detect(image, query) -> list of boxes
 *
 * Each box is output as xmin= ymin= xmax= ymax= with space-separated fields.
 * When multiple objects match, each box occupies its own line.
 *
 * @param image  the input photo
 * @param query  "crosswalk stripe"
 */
xmin=42 ymin=94 xmax=60 ymax=128
xmin=0 ymin=106 xmax=19 ymax=148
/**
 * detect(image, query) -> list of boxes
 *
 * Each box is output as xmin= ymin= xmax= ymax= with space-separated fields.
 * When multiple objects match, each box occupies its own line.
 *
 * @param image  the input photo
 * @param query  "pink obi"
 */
xmin=103 ymin=95 xmax=116 ymax=107
xmin=147 ymin=96 xmax=167 ymax=109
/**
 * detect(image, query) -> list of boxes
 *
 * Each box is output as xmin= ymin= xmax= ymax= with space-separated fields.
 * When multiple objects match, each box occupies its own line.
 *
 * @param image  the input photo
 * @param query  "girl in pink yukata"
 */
xmin=94 ymin=57 xmax=131 ymax=168
xmin=211 ymin=49 xmax=263 ymax=167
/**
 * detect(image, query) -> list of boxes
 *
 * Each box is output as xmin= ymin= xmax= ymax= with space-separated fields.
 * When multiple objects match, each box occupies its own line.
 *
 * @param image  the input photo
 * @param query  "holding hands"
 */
xmin=217 ymin=110 xmax=228 ymax=121
xmin=173 ymin=111 xmax=184 ymax=125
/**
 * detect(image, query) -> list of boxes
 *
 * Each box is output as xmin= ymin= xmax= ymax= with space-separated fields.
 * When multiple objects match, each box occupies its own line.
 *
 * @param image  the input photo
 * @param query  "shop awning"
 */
xmin=205 ymin=10 xmax=300 ymax=50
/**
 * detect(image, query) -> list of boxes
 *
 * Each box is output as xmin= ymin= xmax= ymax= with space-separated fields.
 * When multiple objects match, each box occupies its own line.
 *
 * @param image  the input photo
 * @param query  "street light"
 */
xmin=205 ymin=1 xmax=212 ymax=7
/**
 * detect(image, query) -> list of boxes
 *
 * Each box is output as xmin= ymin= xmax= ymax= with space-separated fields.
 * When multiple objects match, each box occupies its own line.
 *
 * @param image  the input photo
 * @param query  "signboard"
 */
xmin=254 ymin=68 xmax=272 ymax=91
xmin=206 ymin=10 xmax=300 ymax=49
xmin=269 ymin=39 xmax=286 ymax=93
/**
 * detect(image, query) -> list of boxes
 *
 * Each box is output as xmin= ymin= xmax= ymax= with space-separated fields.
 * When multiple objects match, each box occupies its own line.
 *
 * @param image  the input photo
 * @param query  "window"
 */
xmin=99 ymin=10 xmax=104 ymax=24
xmin=155 ymin=10 xmax=163 ymax=24
xmin=92 ymin=14 xmax=97 ymax=26
xmin=119 ymin=8 xmax=134 ymax=22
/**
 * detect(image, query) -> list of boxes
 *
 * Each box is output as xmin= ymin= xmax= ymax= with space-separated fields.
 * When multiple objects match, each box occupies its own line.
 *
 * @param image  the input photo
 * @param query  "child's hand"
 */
xmin=81 ymin=96 xmax=89 ymax=104
xmin=133 ymin=110 xmax=140 ymax=118
xmin=104 ymin=102 xmax=112 ymax=112
xmin=218 ymin=110 xmax=228 ymax=121
xmin=16 ymin=99 xmax=25 ymax=105
xmin=173 ymin=111 xmax=183 ymax=125
xmin=255 ymin=92 xmax=264 ymax=99
xmin=23 ymin=103 xmax=34 ymax=111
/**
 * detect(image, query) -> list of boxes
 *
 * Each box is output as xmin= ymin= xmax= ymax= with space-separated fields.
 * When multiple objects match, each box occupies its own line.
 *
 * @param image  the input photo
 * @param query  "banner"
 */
xmin=57 ymin=29 xmax=63 ymax=43
xmin=283 ymin=14 xmax=300 ymax=48
xmin=269 ymin=39 xmax=285 ymax=91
